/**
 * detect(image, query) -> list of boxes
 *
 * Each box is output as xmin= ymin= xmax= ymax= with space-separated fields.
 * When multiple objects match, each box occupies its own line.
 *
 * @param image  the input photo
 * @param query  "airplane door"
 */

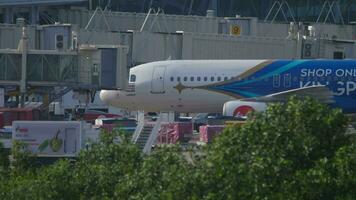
xmin=151 ymin=66 xmax=166 ymax=94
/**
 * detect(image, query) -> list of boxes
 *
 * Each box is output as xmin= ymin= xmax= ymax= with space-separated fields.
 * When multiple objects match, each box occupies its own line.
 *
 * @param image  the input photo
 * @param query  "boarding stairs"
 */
xmin=135 ymin=124 xmax=154 ymax=151
xmin=132 ymin=112 xmax=175 ymax=153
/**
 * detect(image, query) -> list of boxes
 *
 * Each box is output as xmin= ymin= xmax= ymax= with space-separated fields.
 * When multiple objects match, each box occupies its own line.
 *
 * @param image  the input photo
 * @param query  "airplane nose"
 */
xmin=100 ymin=90 xmax=117 ymax=105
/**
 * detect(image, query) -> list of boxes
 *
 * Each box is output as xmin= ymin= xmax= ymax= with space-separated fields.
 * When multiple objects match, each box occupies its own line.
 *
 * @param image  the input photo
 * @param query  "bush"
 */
xmin=0 ymin=98 xmax=355 ymax=199
xmin=203 ymin=97 xmax=353 ymax=199
xmin=0 ymin=142 xmax=10 ymax=170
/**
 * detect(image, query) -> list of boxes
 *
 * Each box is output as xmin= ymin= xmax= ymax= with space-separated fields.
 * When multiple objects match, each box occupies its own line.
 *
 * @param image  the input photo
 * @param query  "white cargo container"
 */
xmin=12 ymin=121 xmax=99 ymax=157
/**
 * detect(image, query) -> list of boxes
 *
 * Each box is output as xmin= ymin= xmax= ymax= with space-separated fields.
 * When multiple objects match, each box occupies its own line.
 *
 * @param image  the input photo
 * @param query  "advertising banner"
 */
xmin=12 ymin=121 xmax=82 ymax=157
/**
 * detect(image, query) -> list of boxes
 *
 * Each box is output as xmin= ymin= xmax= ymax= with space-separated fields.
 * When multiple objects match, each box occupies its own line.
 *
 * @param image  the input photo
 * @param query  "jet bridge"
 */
xmin=0 ymin=27 xmax=128 ymax=110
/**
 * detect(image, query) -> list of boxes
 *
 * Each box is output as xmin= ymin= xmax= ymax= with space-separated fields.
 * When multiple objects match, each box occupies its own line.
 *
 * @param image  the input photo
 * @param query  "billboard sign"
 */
xmin=12 ymin=121 xmax=83 ymax=157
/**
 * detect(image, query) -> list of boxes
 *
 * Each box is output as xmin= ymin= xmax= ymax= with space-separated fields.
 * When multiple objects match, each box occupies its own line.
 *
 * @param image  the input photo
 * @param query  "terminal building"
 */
xmin=0 ymin=0 xmax=355 ymax=152
xmin=0 ymin=0 xmax=355 ymax=111
xmin=0 ymin=0 xmax=355 ymax=24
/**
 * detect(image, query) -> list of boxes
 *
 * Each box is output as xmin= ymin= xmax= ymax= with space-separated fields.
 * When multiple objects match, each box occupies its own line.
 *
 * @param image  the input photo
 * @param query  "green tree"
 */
xmin=121 ymin=145 xmax=199 ymax=200
xmin=72 ymin=129 xmax=142 ymax=199
xmin=203 ymin=97 xmax=353 ymax=199
xmin=0 ymin=160 xmax=76 ymax=200
xmin=0 ymin=142 xmax=9 ymax=170
xmin=11 ymin=141 xmax=35 ymax=175
xmin=0 ymin=142 xmax=10 ymax=196
xmin=1 ymin=98 xmax=355 ymax=200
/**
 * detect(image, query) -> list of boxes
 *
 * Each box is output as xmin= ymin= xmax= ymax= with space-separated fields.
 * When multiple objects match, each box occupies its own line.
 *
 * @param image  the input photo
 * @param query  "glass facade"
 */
xmin=91 ymin=0 xmax=356 ymax=23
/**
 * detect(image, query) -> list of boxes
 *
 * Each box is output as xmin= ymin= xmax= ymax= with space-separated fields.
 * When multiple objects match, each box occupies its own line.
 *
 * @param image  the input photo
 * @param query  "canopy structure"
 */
xmin=0 ymin=0 xmax=87 ymax=6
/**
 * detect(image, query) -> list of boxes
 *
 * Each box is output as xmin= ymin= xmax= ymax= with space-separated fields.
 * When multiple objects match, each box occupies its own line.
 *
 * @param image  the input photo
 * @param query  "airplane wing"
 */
xmin=242 ymin=85 xmax=335 ymax=104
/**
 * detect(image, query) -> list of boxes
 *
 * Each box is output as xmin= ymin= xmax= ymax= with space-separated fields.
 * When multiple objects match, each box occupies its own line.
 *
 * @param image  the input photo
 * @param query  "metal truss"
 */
xmin=264 ymin=0 xmax=296 ymax=23
xmin=27 ymin=54 xmax=78 ymax=83
xmin=316 ymin=1 xmax=345 ymax=25
xmin=0 ymin=53 xmax=21 ymax=81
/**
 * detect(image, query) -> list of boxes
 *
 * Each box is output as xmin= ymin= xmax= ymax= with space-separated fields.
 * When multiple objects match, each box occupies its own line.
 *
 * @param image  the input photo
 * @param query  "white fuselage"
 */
xmin=100 ymin=60 xmax=265 ymax=113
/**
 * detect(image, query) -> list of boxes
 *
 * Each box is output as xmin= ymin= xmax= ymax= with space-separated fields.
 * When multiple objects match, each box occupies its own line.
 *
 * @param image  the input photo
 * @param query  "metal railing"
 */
xmin=143 ymin=112 xmax=163 ymax=154
xmin=131 ymin=110 xmax=145 ymax=143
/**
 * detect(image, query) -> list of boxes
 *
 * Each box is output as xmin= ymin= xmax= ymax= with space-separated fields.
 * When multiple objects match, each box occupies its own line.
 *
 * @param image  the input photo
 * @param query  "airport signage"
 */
xmin=230 ymin=25 xmax=241 ymax=36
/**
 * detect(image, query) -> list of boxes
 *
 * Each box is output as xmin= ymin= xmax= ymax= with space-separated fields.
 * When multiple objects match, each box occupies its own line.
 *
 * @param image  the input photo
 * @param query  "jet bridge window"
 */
xmin=130 ymin=74 xmax=136 ymax=82
xmin=273 ymin=74 xmax=280 ymax=88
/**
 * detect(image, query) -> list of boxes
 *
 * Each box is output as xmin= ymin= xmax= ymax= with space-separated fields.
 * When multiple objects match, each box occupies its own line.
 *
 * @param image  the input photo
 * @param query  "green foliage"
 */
xmin=1 ymin=160 xmax=76 ymax=200
xmin=0 ymin=97 xmax=355 ymax=199
xmin=203 ymin=97 xmax=353 ymax=199
xmin=124 ymin=146 xmax=197 ymax=200
xmin=0 ymin=142 xmax=10 ymax=170
xmin=0 ymin=142 xmax=10 ymax=183
xmin=11 ymin=140 xmax=36 ymax=174
xmin=72 ymin=129 xmax=142 ymax=199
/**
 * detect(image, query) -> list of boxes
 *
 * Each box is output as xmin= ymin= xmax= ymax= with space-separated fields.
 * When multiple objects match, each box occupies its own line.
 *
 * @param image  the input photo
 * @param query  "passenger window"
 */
xmin=284 ymin=73 xmax=291 ymax=87
xmin=177 ymin=77 xmax=181 ymax=82
xmin=190 ymin=77 xmax=194 ymax=81
xmin=211 ymin=77 xmax=215 ymax=81
xmin=217 ymin=77 xmax=221 ymax=81
xmin=184 ymin=77 xmax=188 ymax=81
xmin=170 ymin=77 xmax=174 ymax=82
xmin=273 ymin=74 xmax=280 ymax=88
xmin=130 ymin=74 xmax=136 ymax=82
xmin=224 ymin=77 xmax=228 ymax=81
xmin=197 ymin=77 xmax=201 ymax=81
xmin=204 ymin=77 xmax=208 ymax=81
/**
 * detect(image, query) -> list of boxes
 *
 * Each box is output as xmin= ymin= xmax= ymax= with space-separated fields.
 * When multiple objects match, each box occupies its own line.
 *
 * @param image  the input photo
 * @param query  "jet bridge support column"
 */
xmin=18 ymin=27 xmax=28 ymax=107
xmin=30 ymin=6 xmax=39 ymax=25
xmin=117 ymin=46 xmax=129 ymax=90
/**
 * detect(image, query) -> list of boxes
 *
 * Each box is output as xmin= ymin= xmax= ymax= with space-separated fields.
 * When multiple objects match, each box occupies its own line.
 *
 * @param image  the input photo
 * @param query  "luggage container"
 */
xmin=199 ymin=125 xmax=225 ymax=143
xmin=157 ymin=122 xmax=193 ymax=144
xmin=0 ymin=108 xmax=40 ymax=128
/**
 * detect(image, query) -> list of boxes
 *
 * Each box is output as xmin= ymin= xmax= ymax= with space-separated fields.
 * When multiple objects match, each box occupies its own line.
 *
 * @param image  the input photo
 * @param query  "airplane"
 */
xmin=100 ymin=59 xmax=356 ymax=117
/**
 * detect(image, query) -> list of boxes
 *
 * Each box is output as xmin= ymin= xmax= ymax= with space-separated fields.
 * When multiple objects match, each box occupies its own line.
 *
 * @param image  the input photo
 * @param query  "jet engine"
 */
xmin=223 ymin=100 xmax=267 ymax=118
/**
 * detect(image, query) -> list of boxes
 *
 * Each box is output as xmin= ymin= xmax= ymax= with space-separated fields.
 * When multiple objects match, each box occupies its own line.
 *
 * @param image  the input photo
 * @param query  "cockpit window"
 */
xmin=130 ymin=74 xmax=136 ymax=82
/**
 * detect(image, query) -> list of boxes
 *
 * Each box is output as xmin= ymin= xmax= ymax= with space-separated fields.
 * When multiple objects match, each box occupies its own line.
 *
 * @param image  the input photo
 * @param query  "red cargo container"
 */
xmin=199 ymin=125 xmax=225 ymax=143
xmin=0 ymin=108 xmax=40 ymax=128
xmin=157 ymin=122 xmax=193 ymax=144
